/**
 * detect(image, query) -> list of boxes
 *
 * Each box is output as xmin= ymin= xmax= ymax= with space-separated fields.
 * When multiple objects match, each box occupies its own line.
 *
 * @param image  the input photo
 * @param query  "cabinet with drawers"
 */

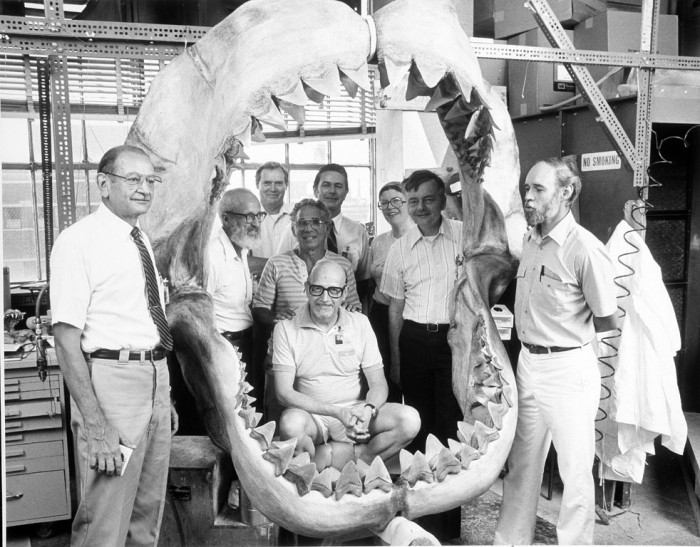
xmin=4 ymin=350 xmax=72 ymax=526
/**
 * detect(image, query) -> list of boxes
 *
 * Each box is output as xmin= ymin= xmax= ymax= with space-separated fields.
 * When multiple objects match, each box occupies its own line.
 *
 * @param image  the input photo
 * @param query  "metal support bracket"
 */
xmin=526 ymin=0 xmax=638 ymax=170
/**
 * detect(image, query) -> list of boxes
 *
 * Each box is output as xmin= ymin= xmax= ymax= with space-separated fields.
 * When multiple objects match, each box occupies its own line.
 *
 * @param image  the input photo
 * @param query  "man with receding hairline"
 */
xmin=206 ymin=187 xmax=265 ymax=411
xmin=273 ymin=260 xmax=419 ymax=470
xmin=253 ymin=161 xmax=291 ymax=259
xmin=495 ymin=157 xmax=618 ymax=545
xmin=51 ymin=144 xmax=176 ymax=545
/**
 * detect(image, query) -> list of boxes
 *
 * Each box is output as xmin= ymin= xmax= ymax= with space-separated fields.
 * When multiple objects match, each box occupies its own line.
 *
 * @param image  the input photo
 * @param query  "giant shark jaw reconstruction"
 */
xmin=126 ymin=0 xmax=526 ymax=541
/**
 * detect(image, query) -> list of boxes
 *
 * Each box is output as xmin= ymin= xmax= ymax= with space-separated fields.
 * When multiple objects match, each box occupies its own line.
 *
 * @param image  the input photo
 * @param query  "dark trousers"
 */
xmin=400 ymin=320 xmax=463 ymax=541
xmin=222 ymin=328 xmax=260 ymax=414
xmin=399 ymin=320 xmax=462 ymax=453
xmin=368 ymin=299 xmax=402 ymax=404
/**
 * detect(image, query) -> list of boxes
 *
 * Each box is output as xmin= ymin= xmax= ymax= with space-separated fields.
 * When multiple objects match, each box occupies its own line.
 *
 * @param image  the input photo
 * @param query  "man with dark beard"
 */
xmin=495 ymin=157 xmax=618 ymax=545
xmin=206 ymin=188 xmax=266 ymax=410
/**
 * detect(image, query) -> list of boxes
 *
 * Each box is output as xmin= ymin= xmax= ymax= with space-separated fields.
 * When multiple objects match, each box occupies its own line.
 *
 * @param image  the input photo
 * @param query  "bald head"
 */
xmin=219 ymin=188 xmax=263 ymax=250
xmin=307 ymin=260 xmax=347 ymax=324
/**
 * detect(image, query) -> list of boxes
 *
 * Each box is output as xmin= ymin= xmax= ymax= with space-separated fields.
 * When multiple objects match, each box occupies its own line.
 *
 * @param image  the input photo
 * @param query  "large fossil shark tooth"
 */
xmin=406 ymin=61 xmax=434 ymax=101
xmin=338 ymin=64 xmax=371 ymax=94
xmin=284 ymin=461 xmax=318 ymax=496
xmin=301 ymin=81 xmax=325 ymax=104
xmin=256 ymin=98 xmax=287 ymax=131
xmin=401 ymin=451 xmax=434 ymax=487
xmin=363 ymin=456 xmax=393 ymax=494
xmin=311 ymin=467 xmax=336 ymax=498
xmin=488 ymin=401 xmax=508 ymax=430
xmin=380 ymin=56 xmax=411 ymax=88
xmin=276 ymin=79 xmax=308 ymax=106
xmin=434 ymin=447 xmax=462 ymax=482
xmin=302 ymin=70 xmax=343 ymax=98
xmin=457 ymin=421 xmax=476 ymax=445
xmin=356 ymin=458 xmax=371 ymax=480
xmin=425 ymin=434 xmax=447 ymax=468
xmin=262 ymin=438 xmax=297 ymax=476
xmin=502 ymin=384 xmax=514 ymax=407
xmin=335 ymin=461 xmax=363 ymax=500
xmin=414 ymin=57 xmax=446 ymax=89
xmin=238 ymin=408 xmax=263 ymax=429
xmin=276 ymin=99 xmax=306 ymax=125
xmin=459 ymin=443 xmax=481 ymax=470
xmin=250 ymin=421 xmax=276 ymax=450
xmin=425 ymin=81 xmax=460 ymax=111
xmin=447 ymin=438 xmax=462 ymax=456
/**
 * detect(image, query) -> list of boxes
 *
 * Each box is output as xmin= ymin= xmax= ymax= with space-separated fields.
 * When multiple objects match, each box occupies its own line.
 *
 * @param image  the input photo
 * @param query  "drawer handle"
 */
xmin=6 ymin=448 xmax=25 ymax=458
xmin=7 ymin=464 xmax=26 ymax=474
xmin=6 ymin=492 xmax=24 ymax=501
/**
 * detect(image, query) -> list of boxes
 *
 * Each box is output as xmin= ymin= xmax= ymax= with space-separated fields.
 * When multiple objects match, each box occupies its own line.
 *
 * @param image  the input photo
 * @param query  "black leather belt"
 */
xmin=522 ymin=342 xmax=581 ymax=355
xmin=87 ymin=347 xmax=168 ymax=361
xmin=222 ymin=327 xmax=253 ymax=343
xmin=404 ymin=320 xmax=450 ymax=333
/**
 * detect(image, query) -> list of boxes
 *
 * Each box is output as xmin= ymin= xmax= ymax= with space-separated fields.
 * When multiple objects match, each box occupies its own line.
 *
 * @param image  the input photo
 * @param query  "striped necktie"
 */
xmin=131 ymin=226 xmax=173 ymax=351
xmin=327 ymin=222 xmax=338 ymax=254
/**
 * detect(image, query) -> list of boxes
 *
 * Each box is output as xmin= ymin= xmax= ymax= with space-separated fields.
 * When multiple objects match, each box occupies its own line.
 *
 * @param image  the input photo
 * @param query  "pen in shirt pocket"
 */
xmin=540 ymin=266 xmax=562 ymax=282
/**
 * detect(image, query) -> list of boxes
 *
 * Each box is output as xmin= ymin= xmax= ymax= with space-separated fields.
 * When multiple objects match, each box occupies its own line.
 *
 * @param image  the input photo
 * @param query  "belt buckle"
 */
xmin=427 ymin=322 xmax=439 ymax=333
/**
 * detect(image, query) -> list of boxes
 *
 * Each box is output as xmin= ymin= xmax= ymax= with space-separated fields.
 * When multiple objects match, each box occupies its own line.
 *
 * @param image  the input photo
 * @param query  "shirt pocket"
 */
xmin=539 ymin=272 xmax=577 ymax=316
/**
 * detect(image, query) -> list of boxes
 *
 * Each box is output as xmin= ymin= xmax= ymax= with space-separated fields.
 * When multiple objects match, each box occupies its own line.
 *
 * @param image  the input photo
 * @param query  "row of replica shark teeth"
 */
xmin=241 ymin=63 xmax=374 ymax=143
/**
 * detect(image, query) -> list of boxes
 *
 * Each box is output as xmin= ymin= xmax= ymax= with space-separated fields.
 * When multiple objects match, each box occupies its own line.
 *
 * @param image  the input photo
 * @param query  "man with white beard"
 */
xmin=206 ymin=188 xmax=266 ymax=411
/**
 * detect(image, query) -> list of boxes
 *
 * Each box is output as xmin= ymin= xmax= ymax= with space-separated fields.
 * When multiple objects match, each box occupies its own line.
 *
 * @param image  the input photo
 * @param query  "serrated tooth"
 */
xmin=235 ymin=123 xmax=251 ymax=148
xmin=301 ymin=81 xmax=325 ymax=104
xmin=425 ymin=434 xmax=447 ymax=468
xmin=283 ymin=462 xmax=317 ymax=496
xmin=241 ymin=394 xmax=256 ymax=409
xmin=400 ymin=451 xmax=434 ymax=487
xmin=382 ymin=56 xmax=411 ymax=87
xmin=290 ymin=452 xmax=311 ymax=467
xmin=481 ymin=385 xmax=499 ymax=400
xmin=256 ymin=99 xmax=286 ymax=131
xmin=335 ymin=461 xmax=363 ymax=500
xmin=475 ymin=420 xmax=500 ymax=443
xmin=364 ymin=456 xmax=393 ymax=494
xmin=339 ymin=63 xmax=371 ymax=92
xmin=434 ymin=447 xmax=462 ymax=482
xmin=262 ymin=438 xmax=296 ymax=476
xmin=356 ymin=458 xmax=370 ymax=480
xmin=459 ymin=443 xmax=481 ymax=469
xmin=502 ymin=384 xmax=514 ymax=407
xmin=445 ymin=99 xmax=472 ymax=121
xmin=457 ymin=421 xmax=475 ymax=445
xmin=455 ymin=74 xmax=476 ymax=108
xmin=399 ymin=449 xmax=413 ymax=473
xmin=311 ymin=467 xmax=335 ymax=498
xmin=303 ymin=69 xmax=342 ymax=98
xmin=251 ymin=118 xmax=266 ymax=143
xmin=447 ymin=438 xmax=462 ymax=456
xmin=276 ymin=99 xmax=305 ymax=125
xmin=237 ymin=381 xmax=254 ymax=396
xmin=250 ymin=421 xmax=276 ymax=450
xmin=488 ymin=401 xmax=508 ymax=430
xmin=237 ymin=408 xmax=262 ymax=429
xmin=406 ymin=63 xmax=433 ymax=101
xmin=414 ymin=58 xmax=445 ymax=89
xmin=425 ymin=83 xmax=459 ymax=111
xmin=277 ymin=79 xmax=308 ymax=106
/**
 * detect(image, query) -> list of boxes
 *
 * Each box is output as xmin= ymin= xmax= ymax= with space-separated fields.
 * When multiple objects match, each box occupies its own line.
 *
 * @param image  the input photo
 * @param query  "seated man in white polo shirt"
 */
xmin=272 ymin=260 xmax=420 ymax=470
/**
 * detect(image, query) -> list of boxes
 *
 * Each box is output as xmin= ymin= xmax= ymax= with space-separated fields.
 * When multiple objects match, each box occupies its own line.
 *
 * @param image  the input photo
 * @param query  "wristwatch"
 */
xmin=364 ymin=403 xmax=377 ymax=419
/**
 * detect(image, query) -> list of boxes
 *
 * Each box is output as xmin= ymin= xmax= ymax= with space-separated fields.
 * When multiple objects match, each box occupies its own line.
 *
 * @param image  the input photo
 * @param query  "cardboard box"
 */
xmin=474 ymin=0 xmax=495 ymax=37
xmin=494 ymin=0 xmax=606 ymax=39
xmin=507 ymin=28 xmax=576 ymax=118
xmin=574 ymin=12 xmax=678 ymax=99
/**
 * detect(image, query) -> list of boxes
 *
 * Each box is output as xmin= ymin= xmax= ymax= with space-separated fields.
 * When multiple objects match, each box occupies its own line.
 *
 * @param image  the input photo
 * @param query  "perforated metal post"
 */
xmin=633 ymin=0 xmax=660 ymax=190
xmin=49 ymin=54 xmax=76 ymax=231
xmin=37 ymin=59 xmax=54 ymax=277
xmin=526 ymin=0 xmax=638 ymax=170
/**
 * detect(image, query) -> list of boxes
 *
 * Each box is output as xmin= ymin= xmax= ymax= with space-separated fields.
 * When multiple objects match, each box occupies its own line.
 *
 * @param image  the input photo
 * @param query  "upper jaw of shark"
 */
xmin=127 ymin=0 xmax=524 ymax=538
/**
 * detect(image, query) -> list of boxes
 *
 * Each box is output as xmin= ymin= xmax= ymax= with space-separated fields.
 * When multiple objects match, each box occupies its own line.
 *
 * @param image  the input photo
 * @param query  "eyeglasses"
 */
xmin=308 ymin=284 xmax=346 ymax=298
xmin=224 ymin=211 xmax=267 ymax=224
xmin=295 ymin=218 xmax=326 ymax=229
xmin=103 ymin=172 xmax=162 ymax=187
xmin=378 ymin=197 xmax=406 ymax=210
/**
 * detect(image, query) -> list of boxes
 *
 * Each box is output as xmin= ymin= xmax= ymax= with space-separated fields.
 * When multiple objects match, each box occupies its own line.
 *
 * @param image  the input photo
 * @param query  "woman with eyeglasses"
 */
xmin=368 ymin=182 xmax=414 ymax=403
xmin=252 ymin=198 xmax=361 ymax=422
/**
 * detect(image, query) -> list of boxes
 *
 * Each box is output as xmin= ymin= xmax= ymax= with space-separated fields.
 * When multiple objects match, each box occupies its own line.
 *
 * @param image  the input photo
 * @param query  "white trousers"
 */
xmin=494 ymin=345 xmax=600 ymax=545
